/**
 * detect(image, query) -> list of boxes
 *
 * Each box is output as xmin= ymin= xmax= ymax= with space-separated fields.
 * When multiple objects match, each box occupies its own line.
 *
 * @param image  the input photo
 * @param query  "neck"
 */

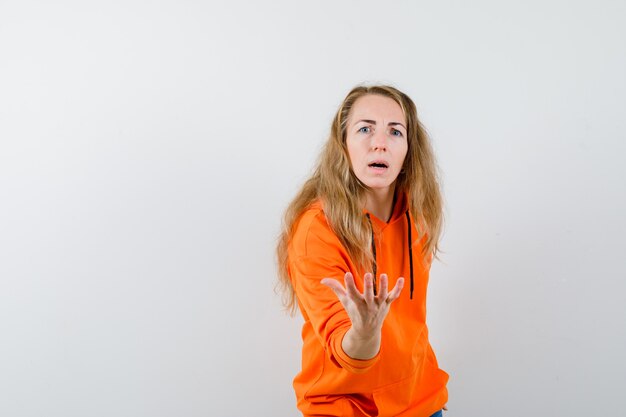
xmin=364 ymin=185 xmax=396 ymax=222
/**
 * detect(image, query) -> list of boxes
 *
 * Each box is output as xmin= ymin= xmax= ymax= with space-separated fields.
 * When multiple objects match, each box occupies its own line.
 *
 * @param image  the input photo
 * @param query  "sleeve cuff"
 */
xmin=330 ymin=328 xmax=380 ymax=374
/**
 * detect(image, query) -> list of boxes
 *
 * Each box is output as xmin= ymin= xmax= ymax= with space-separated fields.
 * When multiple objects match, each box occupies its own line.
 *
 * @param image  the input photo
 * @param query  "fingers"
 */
xmin=321 ymin=272 xmax=362 ymax=303
xmin=386 ymin=277 xmax=405 ymax=303
xmin=363 ymin=273 xmax=375 ymax=304
xmin=377 ymin=274 xmax=389 ymax=303
xmin=320 ymin=277 xmax=346 ymax=299
xmin=323 ymin=272 xmax=404 ymax=306
xmin=343 ymin=272 xmax=361 ymax=300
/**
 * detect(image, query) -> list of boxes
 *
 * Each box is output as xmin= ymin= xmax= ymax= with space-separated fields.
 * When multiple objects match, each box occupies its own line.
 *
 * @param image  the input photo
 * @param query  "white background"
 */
xmin=1 ymin=1 xmax=625 ymax=416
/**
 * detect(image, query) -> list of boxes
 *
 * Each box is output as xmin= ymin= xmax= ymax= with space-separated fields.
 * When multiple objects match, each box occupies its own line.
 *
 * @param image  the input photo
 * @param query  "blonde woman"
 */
xmin=277 ymin=85 xmax=449 ymax=417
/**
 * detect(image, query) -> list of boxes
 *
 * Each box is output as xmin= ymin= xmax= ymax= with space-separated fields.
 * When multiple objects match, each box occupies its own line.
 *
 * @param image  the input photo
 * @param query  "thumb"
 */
xmin=320 ymin=278 xmax=346 ymax=299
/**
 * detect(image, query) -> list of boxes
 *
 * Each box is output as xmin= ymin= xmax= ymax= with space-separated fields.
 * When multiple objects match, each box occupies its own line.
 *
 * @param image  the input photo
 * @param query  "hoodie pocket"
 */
xmin=371 ymin=373 xmax=419 ymax=417
xmin=372 ymin=365 xmax=449 ymax=417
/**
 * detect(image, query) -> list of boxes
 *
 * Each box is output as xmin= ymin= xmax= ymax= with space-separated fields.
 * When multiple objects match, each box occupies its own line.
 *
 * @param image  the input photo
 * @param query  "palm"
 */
xmin=321 ymin=272 xmax=404 ymax=338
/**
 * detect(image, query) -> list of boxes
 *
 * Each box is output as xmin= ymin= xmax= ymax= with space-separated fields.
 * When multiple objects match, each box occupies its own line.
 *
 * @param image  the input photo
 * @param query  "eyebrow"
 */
xmin=354 ymin=119 xmax=407 ymax=131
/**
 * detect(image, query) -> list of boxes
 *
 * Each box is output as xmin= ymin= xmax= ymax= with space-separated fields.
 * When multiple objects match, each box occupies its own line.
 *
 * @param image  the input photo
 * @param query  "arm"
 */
xmin=288 ymin=211 xmax=403 ymax=372
xmin=322 ymin=272 xmax=404 ymax=360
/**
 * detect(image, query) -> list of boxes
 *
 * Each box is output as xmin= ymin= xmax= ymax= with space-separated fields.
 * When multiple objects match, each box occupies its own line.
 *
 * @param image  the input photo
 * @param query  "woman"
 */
xmin=277 ymin=85 xmax=449 ymax=417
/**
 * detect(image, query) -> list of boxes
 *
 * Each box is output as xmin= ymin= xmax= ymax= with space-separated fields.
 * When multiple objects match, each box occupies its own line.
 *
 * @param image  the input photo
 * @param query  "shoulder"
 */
xmin=290 ymin=201 xmax=344 ymax=259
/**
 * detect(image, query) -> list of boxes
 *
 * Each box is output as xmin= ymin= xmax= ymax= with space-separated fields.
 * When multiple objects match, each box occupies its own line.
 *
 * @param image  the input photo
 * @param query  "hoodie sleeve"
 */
xmin=289 ymin=213 xmax=380 ymax=373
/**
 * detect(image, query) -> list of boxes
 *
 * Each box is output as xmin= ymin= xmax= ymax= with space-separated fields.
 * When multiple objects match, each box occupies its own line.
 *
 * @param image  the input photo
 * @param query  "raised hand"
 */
xmin=321 ymin=272 xmax=404 ymax=360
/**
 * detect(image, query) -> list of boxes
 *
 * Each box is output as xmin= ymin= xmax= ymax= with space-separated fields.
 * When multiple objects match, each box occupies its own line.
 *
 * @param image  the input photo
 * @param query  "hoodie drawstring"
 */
xmin=405 ymin=210 xmax=414 ymax=300
xmin=365 ymin=211 xmax=415 ymax=300
xmin=365 ymin=214 xmax=377 ymax=295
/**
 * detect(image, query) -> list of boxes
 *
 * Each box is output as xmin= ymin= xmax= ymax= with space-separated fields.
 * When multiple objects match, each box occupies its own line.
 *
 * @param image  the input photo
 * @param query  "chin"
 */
xmin=364 ymin=182 xmax=396 ymax=191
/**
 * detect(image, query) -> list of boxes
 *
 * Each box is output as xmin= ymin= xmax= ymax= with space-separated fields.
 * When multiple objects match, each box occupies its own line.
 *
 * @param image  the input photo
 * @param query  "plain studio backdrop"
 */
xmin=1 ymin=1 xmax=625 ymax=416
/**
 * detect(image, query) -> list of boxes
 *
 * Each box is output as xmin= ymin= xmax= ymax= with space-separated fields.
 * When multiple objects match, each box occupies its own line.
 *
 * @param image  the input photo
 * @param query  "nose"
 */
xmin=371 ymin=130 xmax=388 ymax=151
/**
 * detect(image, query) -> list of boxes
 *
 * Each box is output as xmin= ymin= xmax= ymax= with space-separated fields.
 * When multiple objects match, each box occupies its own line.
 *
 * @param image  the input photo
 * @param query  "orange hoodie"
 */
xmin=287 ymin=193 xmax=449 ymax=417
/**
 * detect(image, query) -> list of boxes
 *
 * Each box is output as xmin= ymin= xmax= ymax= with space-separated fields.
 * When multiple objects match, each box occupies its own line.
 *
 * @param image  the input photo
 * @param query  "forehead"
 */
xmin=349 ymin=94 xmax=405 ymax=123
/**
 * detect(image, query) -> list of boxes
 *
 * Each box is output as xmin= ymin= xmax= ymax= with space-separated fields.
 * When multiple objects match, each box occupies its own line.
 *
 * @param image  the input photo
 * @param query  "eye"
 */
xmin=391 ymin=128 xmax=403 ymax=137
xmin=358 ymin=126 xmax=371 ymax=134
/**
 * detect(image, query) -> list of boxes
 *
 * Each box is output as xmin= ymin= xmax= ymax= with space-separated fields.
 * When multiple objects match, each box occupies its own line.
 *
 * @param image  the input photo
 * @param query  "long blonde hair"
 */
xmin=276 ymin=85 xmax=443 ymax=313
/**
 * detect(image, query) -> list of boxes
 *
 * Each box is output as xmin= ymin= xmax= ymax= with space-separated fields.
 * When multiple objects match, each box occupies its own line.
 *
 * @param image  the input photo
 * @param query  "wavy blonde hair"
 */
xmin=276 ymin=85 xmax=443 ymax=313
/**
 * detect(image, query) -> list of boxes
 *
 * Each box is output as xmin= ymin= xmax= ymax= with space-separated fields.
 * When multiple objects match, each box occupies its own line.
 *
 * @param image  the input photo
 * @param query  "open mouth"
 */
xmin=368 ymin=162 xmax=388 ymax=169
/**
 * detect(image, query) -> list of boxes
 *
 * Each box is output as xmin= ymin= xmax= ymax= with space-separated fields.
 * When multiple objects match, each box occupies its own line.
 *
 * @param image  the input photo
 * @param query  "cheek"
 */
xmin=345 ymin=141 xmax=354 ymax=163
xmin=346 ymin=139 xmax=362 ymax=166
xmin=397 ymin=142 xmax=409 ymax=167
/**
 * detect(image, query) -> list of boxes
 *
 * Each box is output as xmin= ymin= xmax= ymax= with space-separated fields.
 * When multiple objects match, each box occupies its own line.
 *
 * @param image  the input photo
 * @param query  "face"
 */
xmin=345 ymin=94 xmax=408 ymax=194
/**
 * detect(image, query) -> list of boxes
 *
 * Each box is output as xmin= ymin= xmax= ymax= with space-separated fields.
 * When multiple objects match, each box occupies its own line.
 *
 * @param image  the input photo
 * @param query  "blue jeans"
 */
xmin=430 ymin=411 xmax=443 ymax=417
